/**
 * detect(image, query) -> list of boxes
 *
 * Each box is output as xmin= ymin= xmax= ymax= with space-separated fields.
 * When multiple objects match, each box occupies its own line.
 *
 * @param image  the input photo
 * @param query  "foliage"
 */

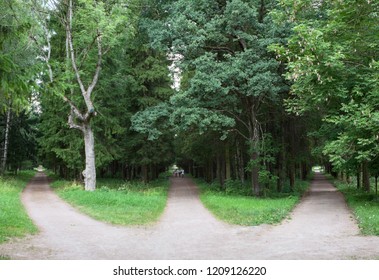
xmin=4 ymin=0 xmax=377 ymax=213
xmin=132 ymin=0 xmax=293 ymax=195
xmin=5 ymin=111 xmax=39 ymax=171
xmin=273 ymin=0 xmax=379 ymax=175
xmin=38 ymin=91 xmax=84 ymax=174
xmin=36 ymin=0 xmax=174 ymax=181
xmin=0 ymin=0 xmax=37 ymax=112
xmin=137 ymin=0 xmax=286 ymax=134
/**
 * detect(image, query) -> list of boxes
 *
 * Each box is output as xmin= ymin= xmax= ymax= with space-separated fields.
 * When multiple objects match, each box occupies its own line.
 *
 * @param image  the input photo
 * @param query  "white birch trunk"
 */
xmin=65 ymin=0 xmax=100 ymax=191
xmin=34 ymin=0 xmax=102 ymax=190
xmin=1 ymin=105 xmax=11 ymax=174
xmin=83 ymin=124 xmax=96 ymax=191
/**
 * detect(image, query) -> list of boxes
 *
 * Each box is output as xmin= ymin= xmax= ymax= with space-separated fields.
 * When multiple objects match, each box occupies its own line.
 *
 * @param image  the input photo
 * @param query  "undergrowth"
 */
xmin=196 ymin=178 xmax=310 ymax=226
xmin=50 ymin=177 xmax=169 ymax=225
xmin=333 ymin=179 xmax=379 ymax=236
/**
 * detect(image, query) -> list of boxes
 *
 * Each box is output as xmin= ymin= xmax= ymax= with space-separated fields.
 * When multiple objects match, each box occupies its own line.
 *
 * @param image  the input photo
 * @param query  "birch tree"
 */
xmin=1 ymin=102 xmax=11 ymax=174
xmin=32 ymin=0 xmax=131 ymax=190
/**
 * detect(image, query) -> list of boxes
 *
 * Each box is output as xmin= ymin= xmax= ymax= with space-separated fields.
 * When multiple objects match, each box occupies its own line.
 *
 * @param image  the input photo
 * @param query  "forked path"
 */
xmin=1 ymin=172 xmax=379 ymax=259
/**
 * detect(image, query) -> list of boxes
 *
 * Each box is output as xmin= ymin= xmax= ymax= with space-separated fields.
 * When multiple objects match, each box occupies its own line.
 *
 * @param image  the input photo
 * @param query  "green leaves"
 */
xmin=145 ymin=0 xmax=284 ymax=134
xmin=0 ymin=0 xmax=37 ymax=112
xmin=131 ymin=103 xmax=171 ymax=140
xmin=74 ymin=0 xmax=134 ymax=50
xmin=275 ymin=0 xmax=379 ymax=172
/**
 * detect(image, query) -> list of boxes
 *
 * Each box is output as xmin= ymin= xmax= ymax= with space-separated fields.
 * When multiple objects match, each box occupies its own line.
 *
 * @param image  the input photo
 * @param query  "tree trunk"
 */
xmin=225 ymin=145 xmax=231 ymax=180
xmin=362 ymin=161 xmax=370 ymax=192
xmin=207 ymin=161 xmax=211 ymax=181
xmin=251 ymin=151 xmax=260 ymax=196
xmin=234 ymin=153 xmax=238 ymax=182
xmin=216 ymin=156 xmax=220 ymax=183
xmin=247 ymin=108 xmax=261 ymax=195
xmin=277 ymin=128 xmax=286 ymax=192
xmin=347 ymin=173 xmax=351 ymax=184
xmin=142 ymin=164 xmax=148 ymax=184
xmin=356 ymin=170 xmax=361 ymax=189
xmin=131 ymin=166 xmax=135 ymax=180
xmin=83 ymin=125 xmax=96 ymax=191
xmin=288 ymin=119 xmax=296 ymax=190
xmin=276 ymin=150 xmax=284 ymax=192
xmin=289 ymin=161 xmax=295 ymax=191
xmin=216 ymin=153 xmax=224 ymax=187
xmin=188 ymin=162 xmax=192 ymax=176
xmin=301 ymin=161 xmax=308 ymax=180
xmin=1 ymin=105 xmax=11 ymax=175
xmin=220 ymin=156 xmax=225 ymax=187
xmin=236 ymin=140 xmax=245 ymax=184
xmin=149 ymin=164 xmax=154 ymax=181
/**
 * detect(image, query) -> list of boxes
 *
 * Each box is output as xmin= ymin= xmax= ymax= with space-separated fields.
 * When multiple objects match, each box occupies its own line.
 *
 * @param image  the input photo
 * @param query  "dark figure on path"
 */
xmin=173 ymin=169 xmax=179 ymax=177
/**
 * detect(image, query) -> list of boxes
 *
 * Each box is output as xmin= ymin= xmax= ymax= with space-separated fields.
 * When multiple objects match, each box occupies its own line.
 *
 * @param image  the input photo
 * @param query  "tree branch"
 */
xmin=62 ymin=96 xmax=84 ymax=121
xmin=238 ymin=37 xmax=247 ymax=51
xmin=68 ymin=114 xmax=85 ymax=132
xmin=203 ymin=45 xmax=235 ymax=55
xmin=220 ymin=109 xmax=250 ymax=131
xmin=66 ymin=0 xmax=86 ymax=96
xmin=78 ymin=34 xmax=99 ymax=70
xmin=29 ymin=22 xmax=54 ymax=83
xmin=87 ymin=29 xmax=102 ymax=99
xmin=230 ymin=128 xmax=249 ymax=141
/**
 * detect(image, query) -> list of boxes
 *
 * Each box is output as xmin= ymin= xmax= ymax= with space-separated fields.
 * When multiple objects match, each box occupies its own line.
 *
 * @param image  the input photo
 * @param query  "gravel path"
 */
xmin=0 ymin=172 xmax=379 ymax=259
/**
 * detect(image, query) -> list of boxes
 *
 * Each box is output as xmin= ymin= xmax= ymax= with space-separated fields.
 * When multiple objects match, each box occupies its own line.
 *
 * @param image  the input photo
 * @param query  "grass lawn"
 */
xmin=0 ymin=171 xmax=37 ymax=244
xmin=50 ymin=178 xmax=169 ymax=225
xmin=333 ymin=180 xmax=379 ymax=235
xmin=196 ymin=179 xmax=310 ymax=226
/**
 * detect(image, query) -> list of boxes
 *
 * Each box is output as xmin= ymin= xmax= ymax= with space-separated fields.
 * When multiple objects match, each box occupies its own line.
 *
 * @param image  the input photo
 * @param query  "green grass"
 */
xmin=196 ymin=179 xmax=310 ymax=226
xmin=50 ymin=177 xmax=169 ymax=225
xmin=0 ymin=171 xmax=37 ymax=244
xmin=333 ymin=180 xmax=379 ymax=235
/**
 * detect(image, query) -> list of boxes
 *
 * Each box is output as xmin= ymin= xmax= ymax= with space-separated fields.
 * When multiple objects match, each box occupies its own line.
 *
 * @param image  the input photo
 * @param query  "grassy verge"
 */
xmin=196 ymin=178 xmax=310 ymax=226
xmin=50 ymin=177 xmax=169 ymax=225
xmin=333 ymin=179 xmax=379 ymax=235
xmin=0 ymin=171 xmax=37 ymax=244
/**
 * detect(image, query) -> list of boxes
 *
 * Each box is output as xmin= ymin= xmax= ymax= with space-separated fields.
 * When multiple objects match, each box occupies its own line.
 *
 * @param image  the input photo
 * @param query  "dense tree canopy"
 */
xmin=1 ymin=0 xmax=377 ymax=195
xmin=273 ymin=0 xmax=379 ymax=191
xmin=133 ymin=0 xmax=313 ymax=194
xmin=0 ymin=0 xmax=39 ymax=174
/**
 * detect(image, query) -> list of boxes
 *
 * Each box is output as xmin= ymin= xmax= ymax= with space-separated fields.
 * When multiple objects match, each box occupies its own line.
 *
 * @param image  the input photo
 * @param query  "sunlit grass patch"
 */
xmin=334 ymin=180 xmax=379 ymax=235
xmin=0 ymin=171 xmax=37 ymax=243
xmin=200 ymin=193 xmax=298 ymax=225
xmin=196 ymin=179 xmax=309 ymax=226
xmin=51 ymin=178 xmax=169 ymax=225
xmin=0 ymin=255 xmax=11 ymax=260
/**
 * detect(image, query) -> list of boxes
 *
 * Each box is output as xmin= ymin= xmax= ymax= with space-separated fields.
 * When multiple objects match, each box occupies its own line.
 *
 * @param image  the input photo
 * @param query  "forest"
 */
xmin=1 ymin=0 xmax=379 ymax=196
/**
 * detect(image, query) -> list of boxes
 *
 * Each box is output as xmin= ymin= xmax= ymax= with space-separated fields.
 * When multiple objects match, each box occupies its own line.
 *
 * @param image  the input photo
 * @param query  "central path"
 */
xmin=1 ymin=172 xmax=379 ymax=259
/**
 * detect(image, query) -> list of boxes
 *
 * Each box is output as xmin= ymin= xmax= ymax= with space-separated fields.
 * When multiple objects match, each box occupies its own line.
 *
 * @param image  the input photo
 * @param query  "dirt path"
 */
xmin=0 ymin=172 xmax=379 ymax=259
